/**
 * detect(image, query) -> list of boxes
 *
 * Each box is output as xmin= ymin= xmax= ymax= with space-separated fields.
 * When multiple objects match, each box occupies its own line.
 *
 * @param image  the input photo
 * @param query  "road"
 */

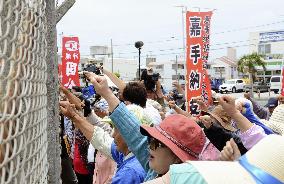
xmin=216 ymin=91 xmax=279 ymax=107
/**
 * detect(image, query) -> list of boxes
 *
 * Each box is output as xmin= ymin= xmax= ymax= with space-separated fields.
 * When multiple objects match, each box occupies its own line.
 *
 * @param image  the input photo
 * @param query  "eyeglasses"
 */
xmin=148 ymin=137 xmax=165 ymax=150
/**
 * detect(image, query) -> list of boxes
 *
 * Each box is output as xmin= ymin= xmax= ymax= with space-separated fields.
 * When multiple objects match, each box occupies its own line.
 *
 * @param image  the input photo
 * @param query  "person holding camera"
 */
xmin=141 ymin=68 xmax=165 ymax=107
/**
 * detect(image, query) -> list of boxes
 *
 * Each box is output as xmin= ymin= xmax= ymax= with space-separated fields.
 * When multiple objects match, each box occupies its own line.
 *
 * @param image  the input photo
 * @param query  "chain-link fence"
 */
xmin=0 ymin=0 xmax=50 ymax=183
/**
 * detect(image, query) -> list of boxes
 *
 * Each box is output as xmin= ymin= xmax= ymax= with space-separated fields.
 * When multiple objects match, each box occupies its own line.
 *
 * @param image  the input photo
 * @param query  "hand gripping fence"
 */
xmin=0 ymin=1 xmax=49 ymax=183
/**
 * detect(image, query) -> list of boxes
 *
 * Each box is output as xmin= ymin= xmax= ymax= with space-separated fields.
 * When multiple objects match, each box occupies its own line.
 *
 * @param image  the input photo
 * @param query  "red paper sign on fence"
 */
xmin=186 ymin=11 xmax=213 ymax=115
xmin=61 ymin=37 xmax=80 ymax=89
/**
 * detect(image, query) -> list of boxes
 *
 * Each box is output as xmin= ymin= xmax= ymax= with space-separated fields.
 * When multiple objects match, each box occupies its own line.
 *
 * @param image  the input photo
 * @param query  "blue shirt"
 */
xmin=110 ymin=103 xmax=158 ymax=181
xmin=242 ymin=102 xmax=274 ymax=135
xmin=111 ymin=142 xmax=146 ymax=184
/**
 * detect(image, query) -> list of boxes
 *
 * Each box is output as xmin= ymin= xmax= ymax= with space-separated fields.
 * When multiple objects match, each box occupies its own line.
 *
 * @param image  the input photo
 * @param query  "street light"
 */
xmin=135 ymin=41 xmax=144 ymax=80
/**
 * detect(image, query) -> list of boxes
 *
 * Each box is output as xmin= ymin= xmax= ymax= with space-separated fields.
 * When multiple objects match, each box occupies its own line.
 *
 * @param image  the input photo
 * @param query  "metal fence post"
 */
xmin=45 ymin=0 xmax=62 ymax=183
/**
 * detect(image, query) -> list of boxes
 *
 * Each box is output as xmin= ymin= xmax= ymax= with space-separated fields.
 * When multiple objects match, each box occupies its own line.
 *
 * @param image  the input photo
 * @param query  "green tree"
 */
xmin=237 ymin=52 xmax=266 ymax=95
xmin=114 ymin=72 xmax=120 ymax=78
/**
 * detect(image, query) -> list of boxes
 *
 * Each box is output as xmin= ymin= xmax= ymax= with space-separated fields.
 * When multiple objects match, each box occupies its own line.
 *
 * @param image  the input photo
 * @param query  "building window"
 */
xmin=265 ymin=71 xmax=272 ymax=75
xmin=178 ymin=64 xmax=184 ymax=69
xmin=275 ymin=70 xmax=281 ymax=75
xmin=257 ymin=71 xmax=264 ymax=75
xmin=156 ymin=65 xmax=163 ymax=69
xmin=258 ymin=44 xmax=271 ymax=54
xmin=172 ymin=75 xmax=185 ymax=80
xmin=214 ymin=67 xmax=225 ymax=73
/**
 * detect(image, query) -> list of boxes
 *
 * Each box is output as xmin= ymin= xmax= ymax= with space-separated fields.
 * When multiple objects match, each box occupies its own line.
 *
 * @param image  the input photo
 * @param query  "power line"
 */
xmin=114 ymin=43 xmax=255 ymax=58
xmin=114 ymin=38 xmax=259 ymax=56
xmin=111 ymin=20 xmax=284 ymax=47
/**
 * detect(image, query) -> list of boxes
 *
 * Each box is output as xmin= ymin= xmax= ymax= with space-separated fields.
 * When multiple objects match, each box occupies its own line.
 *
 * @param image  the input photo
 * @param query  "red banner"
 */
xmin=186 ymin=11 xmax=213 ymax=115
xmin=61 ymin=37 xmax=80 ymax=89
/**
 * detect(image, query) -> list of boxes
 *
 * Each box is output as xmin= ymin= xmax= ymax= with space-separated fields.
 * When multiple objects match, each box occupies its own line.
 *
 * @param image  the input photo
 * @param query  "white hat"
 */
xmin=261 ymin=104 xmax=284 ymax=135
xmin=190 ymin=135 xmax=284 ymax=183
xmin=126 ymin=104 xmax=155 ymax=126
xmin=235 ymin=97 xmax=253 ymax=110
xmin=144 ymin=102 xmax=162 ymax=125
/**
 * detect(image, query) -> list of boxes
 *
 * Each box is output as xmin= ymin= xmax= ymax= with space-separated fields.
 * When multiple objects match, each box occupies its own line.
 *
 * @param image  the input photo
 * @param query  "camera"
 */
xmin=84 ymin=64 xmax=102 ymax=75
xmin=141 ymin=69 xmax=160 ymax=91
xmin=152 ymin=73 xmax=160 ymax=82
xmin=170 ymin=91 xmax=183 ymax=101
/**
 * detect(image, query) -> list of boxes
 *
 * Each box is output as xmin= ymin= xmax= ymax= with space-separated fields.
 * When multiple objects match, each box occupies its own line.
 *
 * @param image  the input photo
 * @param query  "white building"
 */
xmin=207 ymin=47 xmax=238 ymax=81
xmin=148 ymin=59 xmax=186 ymax=91
xmin=80 ymin=56 xmax=137 ymax=82
xmin=249 ymin=30 xmax=284 ymax=82
xmin=79 ymin=46 xmax=137 ymax=82
xmin=207 ymin=56 xmax=238 ymax=81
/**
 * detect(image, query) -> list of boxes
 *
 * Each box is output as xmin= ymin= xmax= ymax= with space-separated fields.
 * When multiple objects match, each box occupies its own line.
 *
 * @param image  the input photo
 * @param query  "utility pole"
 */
xmin=175 ymin=5 xmax=187 ymax=110
xmin=175 ymin=55 xmax=179 ymax=84
xmin=111 ymin=39 xmax=114 ymax=73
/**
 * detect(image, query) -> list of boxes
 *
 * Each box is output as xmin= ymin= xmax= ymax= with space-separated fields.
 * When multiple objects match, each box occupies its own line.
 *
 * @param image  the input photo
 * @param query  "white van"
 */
xmin=270 ymin=76 xmax=283 ymax=94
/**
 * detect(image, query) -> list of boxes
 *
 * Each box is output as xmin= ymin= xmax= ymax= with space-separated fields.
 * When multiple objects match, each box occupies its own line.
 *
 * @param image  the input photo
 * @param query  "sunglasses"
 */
xmin=200 ymin=110 xmax=210 ymax=116
xmin=148 ymin=137 xmax=165 ymax=150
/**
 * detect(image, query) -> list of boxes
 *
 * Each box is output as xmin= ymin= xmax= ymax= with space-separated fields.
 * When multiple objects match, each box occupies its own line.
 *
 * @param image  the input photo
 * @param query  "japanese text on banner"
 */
xmin=61 ymin=37 xmax=81 ymax=89
xmin=186 ymin=11 xmax=213 ymax=116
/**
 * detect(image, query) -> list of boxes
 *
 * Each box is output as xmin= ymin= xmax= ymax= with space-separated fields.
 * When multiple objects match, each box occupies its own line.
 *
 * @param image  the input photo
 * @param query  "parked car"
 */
xmin=219 ymin=79 xmax=245 ymax=93
xmin=270 ymin=76 xmax=283 ymax=94
xmin=244 ymin=81 xmax=270 ymax=93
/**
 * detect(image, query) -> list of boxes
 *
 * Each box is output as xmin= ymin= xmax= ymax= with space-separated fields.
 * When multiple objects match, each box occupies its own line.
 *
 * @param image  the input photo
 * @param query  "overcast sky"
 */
xmin=57 ymin=0 xmax=284 ymax=64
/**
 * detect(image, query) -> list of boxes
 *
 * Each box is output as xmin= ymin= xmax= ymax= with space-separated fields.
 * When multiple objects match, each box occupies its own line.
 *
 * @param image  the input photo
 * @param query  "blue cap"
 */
xmin=264 ymin=97 xmax=278 ymax=108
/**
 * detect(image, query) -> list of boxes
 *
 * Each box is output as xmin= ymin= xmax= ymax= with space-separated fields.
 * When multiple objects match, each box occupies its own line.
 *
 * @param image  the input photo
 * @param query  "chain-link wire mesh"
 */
xmin=0 ymin=0 xmax=48 ymax=183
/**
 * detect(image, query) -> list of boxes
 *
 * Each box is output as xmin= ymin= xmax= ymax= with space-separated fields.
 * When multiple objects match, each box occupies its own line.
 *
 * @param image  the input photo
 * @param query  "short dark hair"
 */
xmin=72 ymin=86 xmax=82 ymax=92
xmin=122 ymin=82 xmax=147 ymax=107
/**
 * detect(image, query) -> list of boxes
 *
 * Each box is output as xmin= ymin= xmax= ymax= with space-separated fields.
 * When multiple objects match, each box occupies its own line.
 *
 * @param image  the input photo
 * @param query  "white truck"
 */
xmin=219 ymin=79 xmax=246 ymax=93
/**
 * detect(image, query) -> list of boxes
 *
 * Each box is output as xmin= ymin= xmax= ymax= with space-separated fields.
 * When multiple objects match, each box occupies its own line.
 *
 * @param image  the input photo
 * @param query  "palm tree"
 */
xmin=237 ymin=52 xmax=266 ymax=95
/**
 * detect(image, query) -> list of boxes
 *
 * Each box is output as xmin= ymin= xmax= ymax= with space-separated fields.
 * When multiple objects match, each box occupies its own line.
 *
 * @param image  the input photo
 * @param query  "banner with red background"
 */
xmin=61 ymin=36 xmax=80 ymax=89
xmin=186 ymin=11 xmax=213 ymax=116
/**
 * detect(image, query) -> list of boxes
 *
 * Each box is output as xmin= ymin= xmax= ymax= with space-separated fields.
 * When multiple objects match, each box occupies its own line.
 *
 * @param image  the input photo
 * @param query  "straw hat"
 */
xmin=208 ymin=105 xmax=236 ymax=132
xmin=261 ymin=104 xmax=284 ymax=135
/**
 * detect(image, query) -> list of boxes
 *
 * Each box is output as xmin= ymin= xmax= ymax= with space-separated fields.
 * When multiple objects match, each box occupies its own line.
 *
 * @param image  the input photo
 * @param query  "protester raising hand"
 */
xmin=60 ymin=84 xmax=84 ymax=110
xmin=199 ymin=115 xmax=212 ymax=129
xmin=194 ymin=96 xmax=208 ymax=112
xmin=168 ymin=100 xmax=177 ymax=109
xmin=219 ymin=138 xmax=241 ymax=161
xmin=60 ymin=101 xmax=81 ymax=120
xmin=218 ymin=95 xmax=253 ymax=133
xmin=167 ymin=100 xmax=192 ymax=118
xmin=84 ymin=72 xmax=120 ymax=112
xmin=218 ymin=95 xmax=239 ymax=116
xmin=84 ymin=72 xmax=109 ymax=94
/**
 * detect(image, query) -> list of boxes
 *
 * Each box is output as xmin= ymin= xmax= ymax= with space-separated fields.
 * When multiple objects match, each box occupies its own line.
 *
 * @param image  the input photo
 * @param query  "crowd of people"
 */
xmin=59 ymin=67 xmax=284 ymax=184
